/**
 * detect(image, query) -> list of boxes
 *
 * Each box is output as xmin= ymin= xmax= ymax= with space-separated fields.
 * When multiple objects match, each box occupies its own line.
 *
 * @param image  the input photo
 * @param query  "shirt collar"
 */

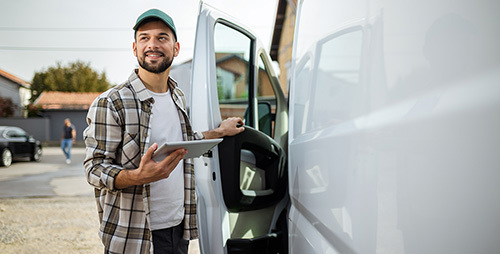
xmin=128 ymin=69 xmax=178 ymax=102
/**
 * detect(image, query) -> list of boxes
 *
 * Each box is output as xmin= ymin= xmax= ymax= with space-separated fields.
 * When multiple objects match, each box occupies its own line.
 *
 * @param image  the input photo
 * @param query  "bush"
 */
xmin=26 ymin=103 xmax=43 ymax=117
xmin=0 ymin=97 xmax=16 ymax=117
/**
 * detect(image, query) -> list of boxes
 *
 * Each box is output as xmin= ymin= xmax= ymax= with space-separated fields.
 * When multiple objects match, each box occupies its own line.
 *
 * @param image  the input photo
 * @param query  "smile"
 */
xmin=145 ymin=51 xmax=165 ymax=59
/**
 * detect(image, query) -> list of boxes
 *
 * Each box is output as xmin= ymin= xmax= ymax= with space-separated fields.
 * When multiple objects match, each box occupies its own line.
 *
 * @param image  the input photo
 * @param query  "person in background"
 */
xmin=61 ymin=118 xmax=76 ymax=164
xmin=83 ymin=8 xmax=244 ymax=253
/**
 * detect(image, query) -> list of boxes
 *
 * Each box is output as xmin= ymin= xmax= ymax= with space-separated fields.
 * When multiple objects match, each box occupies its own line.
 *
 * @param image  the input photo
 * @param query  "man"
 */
xmin=61 ymin=118 xmax=76 ymax=164
xmin=83 ymin=9 xmax=244 ymax=253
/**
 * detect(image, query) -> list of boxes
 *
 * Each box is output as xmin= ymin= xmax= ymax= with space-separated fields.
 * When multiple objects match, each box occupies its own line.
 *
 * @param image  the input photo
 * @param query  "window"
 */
xmin=256 ymin=55 xmax=277 ymax=137
xmin=5 ymin=128 xmax=26 ymax=138
xmin=214 ymin=22 xmax=279 ymax=138
xmin=293 ymin=56 xmax=312 ymax=137
xmin=214 ymin=22 xmax=252 ymax=121
xmin=307 ymin=29 xmax=363 ymax=131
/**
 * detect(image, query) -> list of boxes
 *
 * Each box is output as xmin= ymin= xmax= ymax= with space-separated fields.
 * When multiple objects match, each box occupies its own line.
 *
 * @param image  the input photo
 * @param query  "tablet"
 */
xmin=153 ymin=138 xmax=223 ymax=160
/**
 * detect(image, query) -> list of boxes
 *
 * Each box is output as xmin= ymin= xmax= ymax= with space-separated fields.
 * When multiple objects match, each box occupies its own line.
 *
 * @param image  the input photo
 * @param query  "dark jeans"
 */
xmin=152 ymin=222 xmax=189 ymax=254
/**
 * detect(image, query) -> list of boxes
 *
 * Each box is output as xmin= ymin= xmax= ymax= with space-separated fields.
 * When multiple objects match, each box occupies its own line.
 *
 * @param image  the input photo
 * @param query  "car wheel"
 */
xmin=1 ymin=148 xmax=12 ymax=167
xmin=31 ymin=146 xmax=42 ymax=162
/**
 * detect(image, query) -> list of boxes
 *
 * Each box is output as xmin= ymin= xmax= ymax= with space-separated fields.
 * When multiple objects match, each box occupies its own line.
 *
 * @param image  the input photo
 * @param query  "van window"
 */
xmin=256 ymin=54 xmax=277 ymax=137
xmin=214 ymin=22 xmax=279 ymax=138
xmin=307 ymin=29 xmax=363 ymax=131
xmin=214 ymin=22 xmax=252 ymax=121
xmin=292 ymin=56 xmax=312 ymax=137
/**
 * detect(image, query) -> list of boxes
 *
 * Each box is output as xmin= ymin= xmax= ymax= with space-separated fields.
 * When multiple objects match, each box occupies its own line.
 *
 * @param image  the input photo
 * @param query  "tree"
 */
xmin=30 ymin=61 xmax=112 ymax=102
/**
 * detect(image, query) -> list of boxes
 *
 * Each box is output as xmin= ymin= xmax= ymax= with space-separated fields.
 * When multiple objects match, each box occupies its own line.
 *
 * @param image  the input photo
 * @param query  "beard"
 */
xmin=137 ymin=50 xmax=174 ymax=74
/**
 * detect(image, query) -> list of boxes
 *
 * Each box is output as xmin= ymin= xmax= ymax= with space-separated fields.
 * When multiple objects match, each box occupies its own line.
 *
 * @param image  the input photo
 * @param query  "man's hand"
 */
xmin=218 ymin=117 xmax=245 ymax=136
xmin=114 ymin=143 xmax=187 ymax=189
xmin=203 ymin=117 xmax=245 ymax=139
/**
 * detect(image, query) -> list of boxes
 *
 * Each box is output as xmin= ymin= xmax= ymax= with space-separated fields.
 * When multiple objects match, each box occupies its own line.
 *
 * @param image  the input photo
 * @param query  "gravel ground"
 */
xmin=0 ymin=147 xmax=199 ymax=253
xmin=0 ymin=196 xmax=200 ymax=253
xmin=0 ymin=196 xmax=102 ymax=253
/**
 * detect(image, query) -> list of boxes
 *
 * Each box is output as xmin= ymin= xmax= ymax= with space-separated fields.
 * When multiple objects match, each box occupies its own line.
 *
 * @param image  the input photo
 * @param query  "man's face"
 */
xmin=133 ymin=20 xmax=179 ymax=74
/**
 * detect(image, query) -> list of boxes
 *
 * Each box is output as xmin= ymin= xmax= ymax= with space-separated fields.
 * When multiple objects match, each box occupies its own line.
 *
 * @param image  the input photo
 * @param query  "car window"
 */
xmin=5 ymin=130 xmax=17 ymax=138
xmin=6 ymin=128 xmax=26 ymax=138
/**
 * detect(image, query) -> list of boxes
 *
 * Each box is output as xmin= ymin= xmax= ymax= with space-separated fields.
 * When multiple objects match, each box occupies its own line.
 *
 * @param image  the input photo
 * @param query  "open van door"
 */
xmin=190 ymin=3 xmax=289 ymax=254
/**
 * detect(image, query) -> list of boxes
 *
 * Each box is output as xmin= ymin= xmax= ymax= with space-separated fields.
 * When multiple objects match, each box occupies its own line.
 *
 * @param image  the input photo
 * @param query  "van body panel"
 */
xmin=289 ymin=0 xmax=500 ymax=253
xmin=193 ymin=0 xmax=500 ymax=253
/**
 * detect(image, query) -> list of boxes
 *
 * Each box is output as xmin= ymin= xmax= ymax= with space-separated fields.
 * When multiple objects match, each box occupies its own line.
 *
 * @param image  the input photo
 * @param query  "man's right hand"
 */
xmin=114 ymin=143 xmax=187 ymax=189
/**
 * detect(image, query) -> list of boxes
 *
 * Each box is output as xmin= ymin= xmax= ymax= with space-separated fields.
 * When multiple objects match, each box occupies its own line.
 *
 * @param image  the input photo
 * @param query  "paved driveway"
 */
xmin=0 ymin=146 xmax=91 ymax=198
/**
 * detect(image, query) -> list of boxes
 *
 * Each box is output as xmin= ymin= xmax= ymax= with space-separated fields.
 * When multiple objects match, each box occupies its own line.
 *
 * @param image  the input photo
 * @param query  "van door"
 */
xmin=190 ymin=3 xmax=289 ymax=254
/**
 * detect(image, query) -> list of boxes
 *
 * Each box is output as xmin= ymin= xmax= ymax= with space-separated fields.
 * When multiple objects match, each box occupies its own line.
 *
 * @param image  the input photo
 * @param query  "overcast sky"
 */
xmin=0 ymin=0 xmax=278 ymax=85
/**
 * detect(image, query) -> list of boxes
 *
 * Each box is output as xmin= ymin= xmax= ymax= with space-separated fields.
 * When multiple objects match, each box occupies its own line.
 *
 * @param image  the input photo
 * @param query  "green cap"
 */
xmin=133 ymin=9 xmax=177 ymax=40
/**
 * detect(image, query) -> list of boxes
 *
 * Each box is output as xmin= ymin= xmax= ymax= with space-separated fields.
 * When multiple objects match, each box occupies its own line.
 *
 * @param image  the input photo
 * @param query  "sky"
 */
xmin=0 ymin=0 xmax=278 ymax=85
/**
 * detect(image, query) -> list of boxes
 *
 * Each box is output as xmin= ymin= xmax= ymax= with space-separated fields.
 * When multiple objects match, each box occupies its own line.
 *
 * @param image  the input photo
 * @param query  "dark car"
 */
xmin=0 ymin=126 xmax=42 ymax=167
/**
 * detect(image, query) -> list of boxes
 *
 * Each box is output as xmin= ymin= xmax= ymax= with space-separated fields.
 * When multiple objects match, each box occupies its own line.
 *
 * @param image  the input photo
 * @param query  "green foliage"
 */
xmin=30 ymin=61 xmax=112 ymax=102
xmin=0 ymin=96 xmax=16 ymax=117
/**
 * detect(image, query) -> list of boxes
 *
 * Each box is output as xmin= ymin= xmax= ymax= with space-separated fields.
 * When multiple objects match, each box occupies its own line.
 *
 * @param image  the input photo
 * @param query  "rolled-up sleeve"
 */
xmin=83 ymin=96 xmax=124 ymax=191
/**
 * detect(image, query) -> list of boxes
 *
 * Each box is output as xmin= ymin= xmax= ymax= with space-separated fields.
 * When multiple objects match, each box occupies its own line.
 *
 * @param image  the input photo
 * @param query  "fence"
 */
xmin=0 ymin=109 xmax=88 ymax=146
xmin=0 ymin=117 xmax=50 ymax=141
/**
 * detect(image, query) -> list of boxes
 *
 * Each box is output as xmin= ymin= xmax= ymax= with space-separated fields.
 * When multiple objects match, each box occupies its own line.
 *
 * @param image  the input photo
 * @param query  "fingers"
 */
xmin=235 ymin=118 xmax=245 ymax=128
xmin=158 ymin=148 xmax=187 ymax=174
xmin=229 ymin=117 xmax=245 ymax=132
xmin=144 ymin=143 xmax=158 ymax=160
xmin=135 ymin=145 xmax=186 ymax=184
xmin=226 ymin=117 xmax=243 ymax=124
xmin=235 ymin=118 xmax=245 ymax=129
xmin=235 ymin=117 xmax=244 ymax=125
xmin=233 ymin=120 xmax=245 ymax=133
xmin=223 ymin=117 xmax=244 ymax=127
xmin=168 ymin=148 xmax=187 ymax=162
xmin=218 ymin=117 xmax=245 ymax=136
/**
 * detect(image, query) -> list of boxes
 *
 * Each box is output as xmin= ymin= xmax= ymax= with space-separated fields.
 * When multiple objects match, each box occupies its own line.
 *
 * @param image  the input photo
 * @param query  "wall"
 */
xmin=170 ymin=61 xmax=192 ymax=106
xmin=276 ymin=2 xmax=296 ymax=93
xmin=42 ymin=110 xmax=89 ymax=143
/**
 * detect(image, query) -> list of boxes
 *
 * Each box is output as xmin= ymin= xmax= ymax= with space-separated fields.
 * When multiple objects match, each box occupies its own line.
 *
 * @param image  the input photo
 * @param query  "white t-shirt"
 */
xmin=148 ymin=89 xmax=185 ymax=230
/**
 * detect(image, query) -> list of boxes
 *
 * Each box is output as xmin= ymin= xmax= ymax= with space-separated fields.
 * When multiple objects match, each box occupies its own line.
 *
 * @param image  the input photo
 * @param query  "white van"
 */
xmin=190 ymin=1 xmax=500 ymax=253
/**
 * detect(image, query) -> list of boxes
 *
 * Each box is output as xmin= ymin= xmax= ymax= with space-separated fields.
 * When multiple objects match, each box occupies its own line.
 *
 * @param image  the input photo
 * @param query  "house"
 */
xmin=34 ymin=91 xmax=101 ymax=143
xmin=170 ymin=59 xmax=193 ymax=105
xmin=270 ymin=0 xmax=297 ymax=93
xmin=0 ymin=68 xmax=31 ymax=117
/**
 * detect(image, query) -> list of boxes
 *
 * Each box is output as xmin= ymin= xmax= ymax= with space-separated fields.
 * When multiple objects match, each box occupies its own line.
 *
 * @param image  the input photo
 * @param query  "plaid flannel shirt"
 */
xmin=83 ymin=70 xmax=202 ymax=253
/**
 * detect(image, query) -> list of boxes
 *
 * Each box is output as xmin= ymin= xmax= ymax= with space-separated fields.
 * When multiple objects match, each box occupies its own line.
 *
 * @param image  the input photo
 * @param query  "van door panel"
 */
xmin=192 ymin=4 xmax=288 ymax=253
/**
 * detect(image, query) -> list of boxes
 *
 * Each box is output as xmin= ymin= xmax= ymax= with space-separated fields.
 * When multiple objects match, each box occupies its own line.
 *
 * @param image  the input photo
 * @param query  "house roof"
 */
xmin=270 ymin=0 xmax=296 ymax=61
xmin=0 ymin=68 xmax=30 ymax=88
xmin=34 ymin=91 xmax=101 ymax=110
xmin=270 ymin=0 xmax=288 ymax=61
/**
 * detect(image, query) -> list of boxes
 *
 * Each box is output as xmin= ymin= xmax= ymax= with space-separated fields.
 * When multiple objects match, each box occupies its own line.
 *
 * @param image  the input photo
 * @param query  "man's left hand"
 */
xmin=203 ymin=117 xmax=245 ymax=139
